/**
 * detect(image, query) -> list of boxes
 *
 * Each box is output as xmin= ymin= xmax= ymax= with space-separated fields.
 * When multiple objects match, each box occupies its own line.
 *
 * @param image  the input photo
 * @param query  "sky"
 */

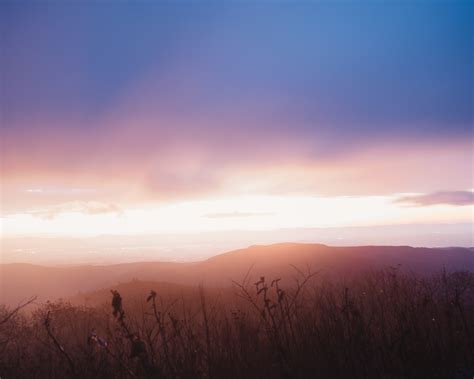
xmin=0 ymin=1 xmax=473 ymax=258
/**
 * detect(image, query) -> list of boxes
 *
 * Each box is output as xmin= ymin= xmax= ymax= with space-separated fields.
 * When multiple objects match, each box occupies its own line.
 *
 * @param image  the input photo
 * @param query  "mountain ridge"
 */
xmin=1 ymin=243 xmax=472 ymax=307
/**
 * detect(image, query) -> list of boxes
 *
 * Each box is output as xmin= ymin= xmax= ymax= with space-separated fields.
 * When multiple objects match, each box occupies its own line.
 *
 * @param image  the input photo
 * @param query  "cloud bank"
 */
xmin=29 ymin=201 xmax=123 ymax=220
xmin=396 ymin=191 xmax=474 ymax=207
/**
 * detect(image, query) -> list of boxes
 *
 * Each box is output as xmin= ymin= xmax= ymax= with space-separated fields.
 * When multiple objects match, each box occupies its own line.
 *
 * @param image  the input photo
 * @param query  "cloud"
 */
xmin=395 ymin=191 xmax=474 ymax=207
xmin=2 ymin=1 xmax=472 ymax=216
xmin=204 ymin=211 xmax=275 ymax=219
xmin=30 ymin=201 xmax=123 ymax=220
xmin=25 ymin=187 xmax=96 ymax=195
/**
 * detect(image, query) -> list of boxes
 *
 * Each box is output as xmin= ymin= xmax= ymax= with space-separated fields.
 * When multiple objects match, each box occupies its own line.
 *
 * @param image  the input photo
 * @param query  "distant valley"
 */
xmin=1 ymin=243 xmax=472 ymax=307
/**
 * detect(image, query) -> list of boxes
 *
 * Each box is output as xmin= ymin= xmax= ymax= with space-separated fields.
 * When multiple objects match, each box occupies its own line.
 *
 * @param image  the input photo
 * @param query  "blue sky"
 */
xmin=2 ymin=1 xmax=472 ymax=137
xmin=1 ymin=1 xmax=473 ymax=244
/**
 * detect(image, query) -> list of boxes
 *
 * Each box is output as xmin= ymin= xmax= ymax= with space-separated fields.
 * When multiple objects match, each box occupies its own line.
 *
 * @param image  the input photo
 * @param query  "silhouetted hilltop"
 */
xmin=1 ymin=243 xmax=472 ymax=306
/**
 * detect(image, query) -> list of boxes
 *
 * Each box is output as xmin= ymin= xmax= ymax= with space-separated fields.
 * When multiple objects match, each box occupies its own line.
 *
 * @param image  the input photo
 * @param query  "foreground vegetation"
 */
xmin=1 ymin=268 xmax=473 ymax=378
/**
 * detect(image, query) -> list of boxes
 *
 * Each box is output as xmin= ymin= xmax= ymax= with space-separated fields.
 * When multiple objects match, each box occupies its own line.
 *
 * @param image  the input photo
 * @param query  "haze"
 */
xmin=1 ymin=1 xmax=473 ymax=263
xmin=1 ymin=3 xmax=473 ymax=378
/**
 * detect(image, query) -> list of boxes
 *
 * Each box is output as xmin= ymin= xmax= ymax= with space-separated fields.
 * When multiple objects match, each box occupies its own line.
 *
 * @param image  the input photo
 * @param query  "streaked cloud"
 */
xmin=25 ymin=187 xmax=96 ymax=195
xmin=395 ymin=191 xmax=474 ymax=207
xmin=29 ymin=201 xmax=123 ymax=220
xmin=204 ymin=211 xmax=274 ymax=219
xmin=4 ymin=194 xmax=472 ymax=238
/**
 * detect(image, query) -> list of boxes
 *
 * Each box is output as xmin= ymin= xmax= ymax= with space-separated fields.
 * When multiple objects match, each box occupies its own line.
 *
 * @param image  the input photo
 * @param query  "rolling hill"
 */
xmin=1 ymin=243 xmax=473 ymax=307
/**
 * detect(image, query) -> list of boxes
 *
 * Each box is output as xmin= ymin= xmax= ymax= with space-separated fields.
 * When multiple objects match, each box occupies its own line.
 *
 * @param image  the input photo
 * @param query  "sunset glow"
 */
xmin=1 ymin=1 xmax=473 ymax=260
xmin=1 ymin=3 xmax=473 ymax=377
xmin=2 ymin=194 xmax=473 ymax=238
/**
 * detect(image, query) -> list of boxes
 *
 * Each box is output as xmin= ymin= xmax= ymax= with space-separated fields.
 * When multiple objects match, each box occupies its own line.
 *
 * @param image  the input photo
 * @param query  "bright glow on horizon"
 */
xmin=1 ymin=2 xmax=472 ymax=256
xmin=2 ymin=195 xmax=472 ymax=238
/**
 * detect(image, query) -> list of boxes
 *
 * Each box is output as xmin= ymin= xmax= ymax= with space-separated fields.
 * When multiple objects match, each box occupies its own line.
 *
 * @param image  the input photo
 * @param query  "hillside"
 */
xmin=1 ymin=243 xmax=473 ymax=307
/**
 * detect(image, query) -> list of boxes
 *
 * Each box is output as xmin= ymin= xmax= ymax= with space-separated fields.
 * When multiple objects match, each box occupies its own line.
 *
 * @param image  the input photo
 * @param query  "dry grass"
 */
xmin=0 ymin=268 xmax=473 ymax=378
